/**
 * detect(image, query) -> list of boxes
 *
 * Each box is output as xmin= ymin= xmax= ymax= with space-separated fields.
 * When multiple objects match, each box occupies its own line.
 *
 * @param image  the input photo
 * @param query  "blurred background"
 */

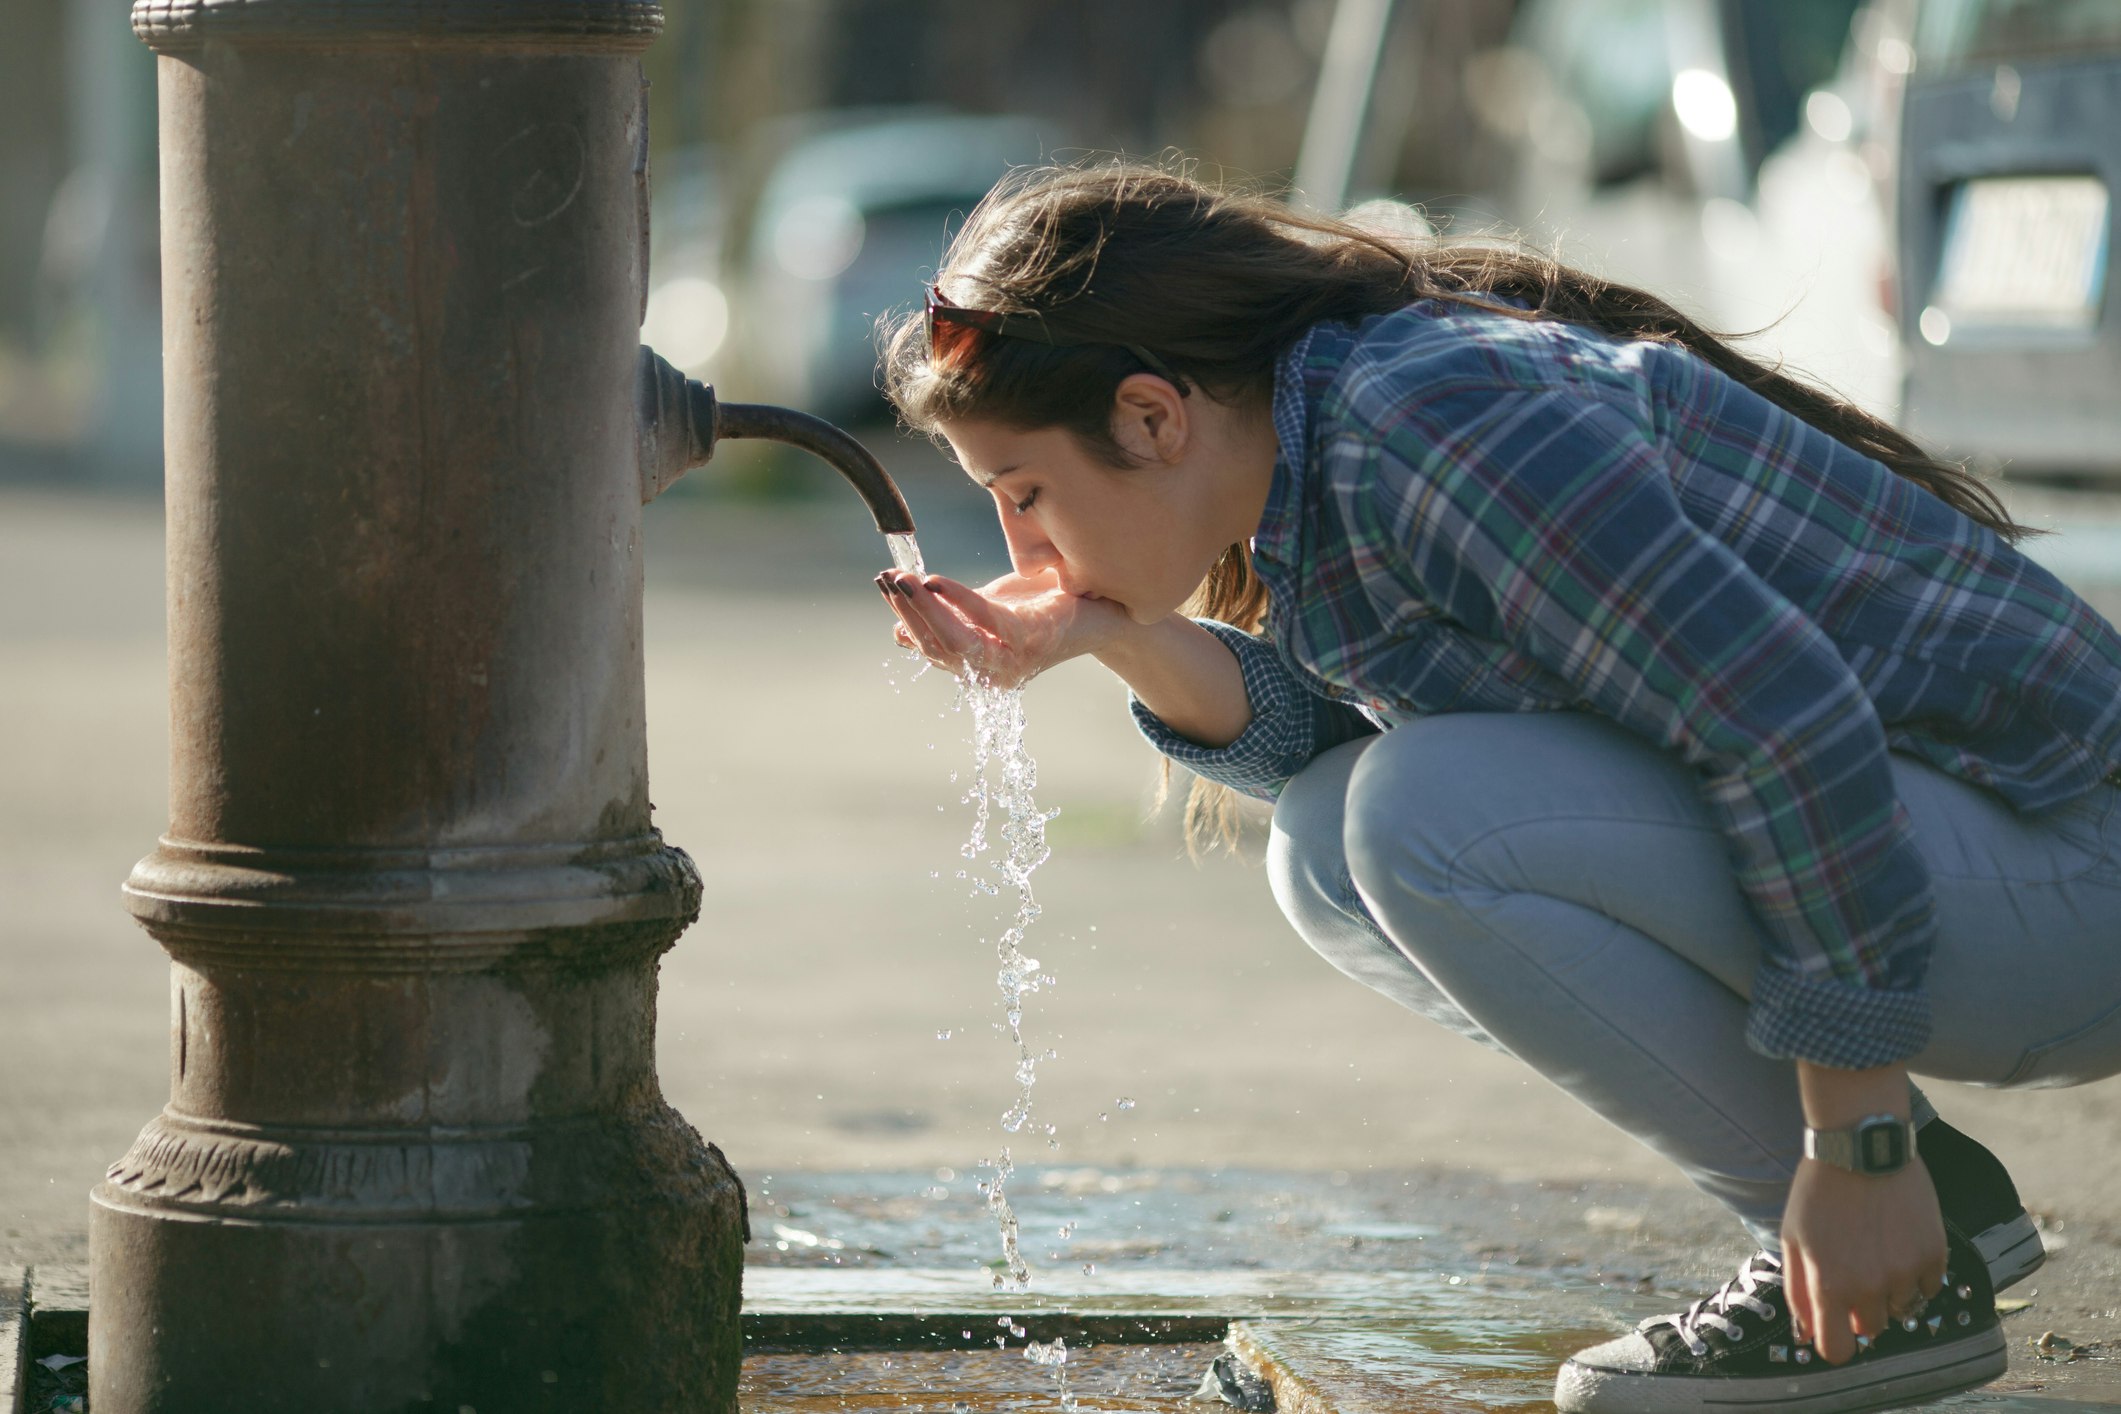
xmin=7 ymin=0 xmax=2121 ymax=1268
xmin=10 ymin=0 xmax=2121 ymax=477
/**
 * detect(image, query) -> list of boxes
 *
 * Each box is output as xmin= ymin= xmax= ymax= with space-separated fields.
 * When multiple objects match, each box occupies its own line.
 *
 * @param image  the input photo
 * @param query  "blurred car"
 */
xmin=737 ymin=110 xmax=1051 ymax=426
xmin=1499 ymin=0 xmax=1866 ymax=202
xmin=1894 ymin=0 xmax=2121 ymax=479
xmin=1476 ymin=0 xmax=1899 ymax=412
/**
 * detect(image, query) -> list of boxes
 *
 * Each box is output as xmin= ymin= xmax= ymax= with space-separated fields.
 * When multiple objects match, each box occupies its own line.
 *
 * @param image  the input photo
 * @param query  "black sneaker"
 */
xmin=1554 ymin=1226 xmax=2006 ymax=1413
xmin=1921 ymin=1116 xmax=2044 ymax=1293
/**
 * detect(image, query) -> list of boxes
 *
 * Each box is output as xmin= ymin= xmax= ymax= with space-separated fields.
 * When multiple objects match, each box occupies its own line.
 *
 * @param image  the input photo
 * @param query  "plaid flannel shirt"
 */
xmin=1133 ymin=303 xmax=2121 ymax=1068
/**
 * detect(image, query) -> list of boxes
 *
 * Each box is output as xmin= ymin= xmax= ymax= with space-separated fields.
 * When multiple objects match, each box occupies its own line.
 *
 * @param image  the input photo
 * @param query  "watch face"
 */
xmin=1861 ymin=1120 xmax=1909 ymax=1171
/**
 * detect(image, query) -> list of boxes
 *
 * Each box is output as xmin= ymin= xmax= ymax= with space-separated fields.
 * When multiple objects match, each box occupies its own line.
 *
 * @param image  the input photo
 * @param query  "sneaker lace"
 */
xmin=1645 ymin=1252 xmax=1784 ymax=1359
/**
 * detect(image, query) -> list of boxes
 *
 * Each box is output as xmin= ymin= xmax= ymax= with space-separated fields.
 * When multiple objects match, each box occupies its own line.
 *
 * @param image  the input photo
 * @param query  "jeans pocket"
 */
xmin=2003 ymin=997 xmax=2121 ymax=1088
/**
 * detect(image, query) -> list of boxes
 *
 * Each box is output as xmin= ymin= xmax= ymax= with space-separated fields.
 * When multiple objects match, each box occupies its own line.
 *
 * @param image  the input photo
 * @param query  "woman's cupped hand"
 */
xmin=876 ymin=567 xmax=1134 ymax=689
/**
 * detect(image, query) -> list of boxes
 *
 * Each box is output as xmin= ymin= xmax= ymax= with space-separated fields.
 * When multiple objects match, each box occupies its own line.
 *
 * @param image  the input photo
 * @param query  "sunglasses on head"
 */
xmin=923 ymin=284 xmax=1191 ymax=395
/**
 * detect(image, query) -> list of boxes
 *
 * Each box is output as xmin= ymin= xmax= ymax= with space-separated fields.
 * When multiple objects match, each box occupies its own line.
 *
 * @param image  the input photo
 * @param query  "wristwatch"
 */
xmin=1804 ymin=1114 xmax=1916 ymax=1175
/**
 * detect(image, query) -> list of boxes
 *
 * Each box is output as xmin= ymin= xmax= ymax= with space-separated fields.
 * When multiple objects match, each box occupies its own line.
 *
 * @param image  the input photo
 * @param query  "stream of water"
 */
xmin=887 ymin=532 xmax=1076 ymax=1408
xmin=957 ymin=672 xmax=1073 ymax=1410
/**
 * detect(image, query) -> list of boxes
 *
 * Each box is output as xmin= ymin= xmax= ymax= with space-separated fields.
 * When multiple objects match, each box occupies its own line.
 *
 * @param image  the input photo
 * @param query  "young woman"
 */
xmin=872 ymin=162 xmax=2121 ymax=1413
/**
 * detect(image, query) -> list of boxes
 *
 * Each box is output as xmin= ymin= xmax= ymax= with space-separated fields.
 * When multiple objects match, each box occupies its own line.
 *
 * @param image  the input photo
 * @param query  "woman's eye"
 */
xmin=1011 ymin=489 xmax=1040 ymax=515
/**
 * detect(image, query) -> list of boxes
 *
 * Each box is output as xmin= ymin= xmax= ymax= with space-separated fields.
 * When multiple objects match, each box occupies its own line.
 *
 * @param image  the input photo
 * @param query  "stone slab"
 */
xmin=23 ymin=1265 xmax=87 ymax=1366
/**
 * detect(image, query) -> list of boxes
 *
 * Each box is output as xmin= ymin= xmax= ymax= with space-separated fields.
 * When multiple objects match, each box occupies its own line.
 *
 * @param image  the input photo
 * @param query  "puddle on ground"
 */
xmin=739 ymin=1341 xmax=1223 ymax=1412
xmin=1237 ymin=1315 xmax=1617 ymax=1411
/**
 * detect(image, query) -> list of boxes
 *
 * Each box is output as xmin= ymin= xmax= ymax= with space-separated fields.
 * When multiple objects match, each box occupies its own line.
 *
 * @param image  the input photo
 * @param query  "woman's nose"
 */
xmin=998 ymin=511 xmax=1060 ymax=577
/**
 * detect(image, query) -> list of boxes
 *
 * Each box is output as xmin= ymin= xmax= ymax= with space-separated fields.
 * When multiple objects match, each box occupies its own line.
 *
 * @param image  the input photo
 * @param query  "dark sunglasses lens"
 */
xmin=927 ymin=308 xmax=984 ymax=370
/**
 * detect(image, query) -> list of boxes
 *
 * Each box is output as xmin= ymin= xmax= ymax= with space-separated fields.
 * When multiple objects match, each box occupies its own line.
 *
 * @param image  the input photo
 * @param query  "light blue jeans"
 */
xmin=1267 ymin=710 xmax=2121 ymax=1245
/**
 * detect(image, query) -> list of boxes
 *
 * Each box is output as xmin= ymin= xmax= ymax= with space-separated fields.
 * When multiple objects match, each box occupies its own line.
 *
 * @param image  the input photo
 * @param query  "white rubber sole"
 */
xmin=1554 ymin=1325 xmax=2007 ymax=1414
xmin=1973 ymin=1211 xmax=2045 ymax=1294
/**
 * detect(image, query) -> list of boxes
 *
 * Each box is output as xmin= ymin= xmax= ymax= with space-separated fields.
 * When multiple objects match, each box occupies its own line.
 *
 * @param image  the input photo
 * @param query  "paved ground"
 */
xmin=3 ymin=461 xmax=2120 ymax=1399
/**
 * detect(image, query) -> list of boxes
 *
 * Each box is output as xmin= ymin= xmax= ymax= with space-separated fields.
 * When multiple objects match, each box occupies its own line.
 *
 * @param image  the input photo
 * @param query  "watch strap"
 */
xmin=1805 ymin=1114 xmax=1915 ymax=1175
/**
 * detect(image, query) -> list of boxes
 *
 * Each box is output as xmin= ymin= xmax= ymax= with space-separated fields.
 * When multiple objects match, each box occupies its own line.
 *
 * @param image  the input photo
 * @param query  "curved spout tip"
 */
xmin=712 ymin=401 xmax=916 ymax=537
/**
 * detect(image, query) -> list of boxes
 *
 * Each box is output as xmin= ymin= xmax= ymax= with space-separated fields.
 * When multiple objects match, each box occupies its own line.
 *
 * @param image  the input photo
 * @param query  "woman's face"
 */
xmin=938 ymin=381 xmax=1277 ymax=625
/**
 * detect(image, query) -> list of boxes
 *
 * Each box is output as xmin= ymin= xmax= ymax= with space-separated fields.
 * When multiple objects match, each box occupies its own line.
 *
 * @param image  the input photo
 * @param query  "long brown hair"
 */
xmin=880 ymin=159 xmax=2031 ymax=853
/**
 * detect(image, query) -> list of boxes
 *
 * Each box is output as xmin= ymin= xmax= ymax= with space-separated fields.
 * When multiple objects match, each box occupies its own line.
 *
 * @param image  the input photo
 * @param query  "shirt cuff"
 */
xmin=1745 ymin=963 xmax=1933 ymax=1068
xmin=1128 ymin=620 xmax=1312 ymax=801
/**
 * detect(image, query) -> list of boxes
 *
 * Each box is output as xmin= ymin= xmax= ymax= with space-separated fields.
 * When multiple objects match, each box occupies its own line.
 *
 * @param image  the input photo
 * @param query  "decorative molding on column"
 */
xmin=101 ymin=1108 xmax=730 ymax=1222
xmin=131 ymin=0 xmax=664 ymax=55
xmin=124 ymin=834 xmax=701 ymax=949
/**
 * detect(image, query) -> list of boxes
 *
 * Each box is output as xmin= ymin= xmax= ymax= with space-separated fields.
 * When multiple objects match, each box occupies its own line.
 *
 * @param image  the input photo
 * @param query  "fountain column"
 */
xmin=89 ymin=3 xmax=747 ymax=1410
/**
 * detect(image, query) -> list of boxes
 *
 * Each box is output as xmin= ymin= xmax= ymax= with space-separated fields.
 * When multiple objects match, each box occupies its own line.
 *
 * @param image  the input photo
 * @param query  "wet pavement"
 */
xmin=740 ymin=1342 xmax=1226 ymax=1413
xmin=743 ymin=1168 xmax=2121 ymax=1411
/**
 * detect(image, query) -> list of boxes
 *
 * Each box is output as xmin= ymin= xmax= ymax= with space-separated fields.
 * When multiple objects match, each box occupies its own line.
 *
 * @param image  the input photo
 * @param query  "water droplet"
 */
xmin=1081 ymin=1263 xmax=1097 ymax=1276
xmin=936 ymin=1029 xmax=952 ymax=1041
xmin=1116 ymin=1097 xmax=1136 ymax=1111
xmin=1024 ymin=1335 xmax=1068 ymax=1366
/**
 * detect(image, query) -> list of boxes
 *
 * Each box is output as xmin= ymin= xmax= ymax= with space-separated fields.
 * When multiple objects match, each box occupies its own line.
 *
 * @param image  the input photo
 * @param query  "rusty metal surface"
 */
xmin=93 ymin=16 xmax=744 ymax=1413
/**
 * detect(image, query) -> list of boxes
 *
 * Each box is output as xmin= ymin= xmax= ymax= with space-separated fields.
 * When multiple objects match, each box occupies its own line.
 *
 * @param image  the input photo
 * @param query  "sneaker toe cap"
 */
xmin=1567 ymin=1331 xmax=1660 ymax=1374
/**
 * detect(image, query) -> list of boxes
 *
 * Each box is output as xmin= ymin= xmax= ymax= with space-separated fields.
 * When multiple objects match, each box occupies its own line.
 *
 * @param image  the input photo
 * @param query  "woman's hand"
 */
xmin=877 ymin=567 xmax=1136 ymax=688
xmin=1781 ymin=1157 xmax=1948 ymax=1365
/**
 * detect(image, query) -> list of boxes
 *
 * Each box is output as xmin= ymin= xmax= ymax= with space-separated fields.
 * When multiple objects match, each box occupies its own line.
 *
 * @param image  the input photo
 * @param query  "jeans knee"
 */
xmin=1342 ymin=726 xmax=1471 ymax=911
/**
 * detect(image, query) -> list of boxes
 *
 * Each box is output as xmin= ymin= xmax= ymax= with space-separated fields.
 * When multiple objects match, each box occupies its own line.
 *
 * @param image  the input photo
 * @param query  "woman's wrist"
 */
xmin=1089 ymin=611 xmax=1185 ymax=676
xmin=1795 ymin=1060 xmax=1911 ymax=1131
xmin=1093 ymin=614 xmax=1252 ymax=748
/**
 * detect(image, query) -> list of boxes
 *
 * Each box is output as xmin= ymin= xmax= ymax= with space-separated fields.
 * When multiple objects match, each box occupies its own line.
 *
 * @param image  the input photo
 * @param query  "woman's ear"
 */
xmin=1110 ymin=373 xmax=1190 ymax=466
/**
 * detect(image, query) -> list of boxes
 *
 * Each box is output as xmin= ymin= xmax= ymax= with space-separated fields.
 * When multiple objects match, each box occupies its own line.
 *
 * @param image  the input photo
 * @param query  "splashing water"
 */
xmin=883 ymin=539 xmax=1074 ymax=1410
xmin=955 ymin=672 xmax=1060 ymax=1294
xmin=1024 ymin=1335 xmax=1077 ymax=1412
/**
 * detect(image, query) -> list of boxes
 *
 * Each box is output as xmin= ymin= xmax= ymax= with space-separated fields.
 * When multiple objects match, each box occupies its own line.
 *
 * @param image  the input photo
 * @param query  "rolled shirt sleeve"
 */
xmin=1129 ymin=619 xmax=1378 ymax=802
xmin=1342 ymin=387 xmax=1937 ymax=1067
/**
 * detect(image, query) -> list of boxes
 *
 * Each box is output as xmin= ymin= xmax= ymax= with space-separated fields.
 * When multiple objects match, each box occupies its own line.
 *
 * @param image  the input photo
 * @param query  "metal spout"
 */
xmin=637 ymin=346 xmax=915 ymax=535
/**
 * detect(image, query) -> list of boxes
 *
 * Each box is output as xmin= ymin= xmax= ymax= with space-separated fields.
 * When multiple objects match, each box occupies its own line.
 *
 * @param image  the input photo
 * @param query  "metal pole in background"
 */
xmin=1294 ymin=0 xmax=1402 ymax=212
xmin=91 ymin=2 xmax=747 ymax=1410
